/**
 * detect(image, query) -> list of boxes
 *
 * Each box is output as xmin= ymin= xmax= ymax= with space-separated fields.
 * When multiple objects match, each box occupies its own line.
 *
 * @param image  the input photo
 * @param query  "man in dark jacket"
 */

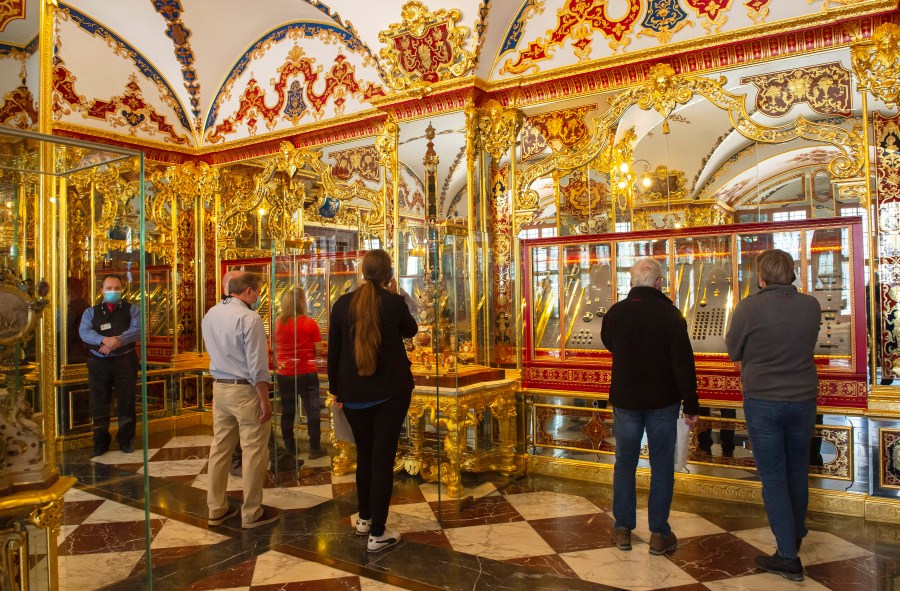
xmin=726 ymin=249 xmax=820 ymax=582
xmin=79 ymin=274 xmax=140 ymax=456
xmin=601 ymin=256 xmax=699 ymax=556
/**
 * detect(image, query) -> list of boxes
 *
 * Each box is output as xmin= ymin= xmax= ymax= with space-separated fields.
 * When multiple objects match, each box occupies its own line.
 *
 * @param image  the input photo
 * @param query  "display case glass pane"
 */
xmin=531 ymin=245 xmax=560 ymax=355
xmin=674 ymin=235 xmax=734 ymax=354
xmin=563 ymin=243 xmax=611 ymax=355
xmin=615 ymin=239 xmax=669 ymax=302
xmin=808 ymin=226 xmax=852 ymax=360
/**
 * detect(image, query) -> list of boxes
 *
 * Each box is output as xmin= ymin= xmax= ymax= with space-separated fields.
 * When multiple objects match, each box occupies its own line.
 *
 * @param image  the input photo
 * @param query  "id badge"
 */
xmin=100 ymin=323 xmax=112 ymax=331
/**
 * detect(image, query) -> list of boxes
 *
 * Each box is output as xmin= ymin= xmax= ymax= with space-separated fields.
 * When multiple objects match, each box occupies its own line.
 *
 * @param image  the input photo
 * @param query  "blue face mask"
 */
xmin=103 ymin=291 xmax=122 ymax=304
xmin=250 ymin=298 xmax=260 ymax=311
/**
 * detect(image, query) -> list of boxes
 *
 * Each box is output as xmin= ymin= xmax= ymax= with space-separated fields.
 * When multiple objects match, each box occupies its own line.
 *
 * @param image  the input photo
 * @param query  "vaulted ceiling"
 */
xmin=1 ymin=0 xmax=891 ymax=151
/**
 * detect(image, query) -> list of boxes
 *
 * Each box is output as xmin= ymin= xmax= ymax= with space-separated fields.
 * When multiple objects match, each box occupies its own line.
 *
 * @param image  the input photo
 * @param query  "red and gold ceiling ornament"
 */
xmin=53 ymin=63 xmax=189 ymax=145
xmin=378 ymin=1 xmax=475 ymax=92
xmin=329 ymin=145 xmax=381 ymax=183
xmin=744 ymin=0 xmax=771 ymax=24
xmin=207 ymin=47 xmax=382 ymax=144
xmin=0 ymin=0 xmax=26 ymax=32
xmin=502 ymin=0 xmax=641 ymax=75
xmin=741 ymin=62 xmax=851 ymax=118
xmin=561 ymin=171 xmax=606 ymax=217
xmin=0 ymin=72 xmax=37 ymax=130
xmin=525 ymin=105 xmax=597 ymax=157
xmin=685 ymin=0 xmax=734 ymax=34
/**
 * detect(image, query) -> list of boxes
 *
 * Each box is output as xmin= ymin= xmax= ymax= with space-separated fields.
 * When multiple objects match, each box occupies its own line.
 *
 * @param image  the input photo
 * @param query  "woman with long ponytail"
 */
xmin=327 ymin=249 xmax=417 ymax=552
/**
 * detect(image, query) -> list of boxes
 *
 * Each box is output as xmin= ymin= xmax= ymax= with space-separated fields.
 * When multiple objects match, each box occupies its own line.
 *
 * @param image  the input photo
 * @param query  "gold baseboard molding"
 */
xmin=527 ymin=455 xmax=868 ymax=518
xmin=56 ymin=412 xmax=207 ymax=451
xmin=865 ymin=496 xmax=900 ymax=524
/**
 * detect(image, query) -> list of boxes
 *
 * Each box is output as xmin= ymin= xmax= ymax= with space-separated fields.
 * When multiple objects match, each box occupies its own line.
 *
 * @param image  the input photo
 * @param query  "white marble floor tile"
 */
xmin=58 ymin=550 xmax=144 ymax=591
xmin=505 ymin=491 xmax=601 ymax=520
xmin=631 ymin=508 xmax=726 ymax=542
xmin=81 ymin=500 xmax=164 ymax=524
xmin=353 ymin=504 xmax=441 ymax=534
xmin=359 ymin=579 xmax=409 ymax=591
xmin=191 ymin=472 xmax=244 ymax=492
xmin=90 ymin=449 xmax=158 ymax=465
xmin=302 ymin=453 xmax=333 ymax=468
xmin=444 ymin=521 xmax=554 ymax=560
xmin=331 ymin=473 xmax=356 ymax=484
xmin=704 ymin=572 xmax=832 ymax=590
xmin=57 ymin=525 xmax=78 ymax=546
xmin=138 ymin=458 xmax=209 ymax=477
xmin=250 ymin=550 xmax=354 ymax=585
xmin=733 ymin=528 xmax=872 ymax=565
xmin=161 ymin=435 xmax=213 ymax=448
xmin=63 ymin=488 xmax=105 ymax=502
xmin=297 ymin=483 xmax=334 ymax=499
xmin=262 ymin=487 xmax=331 ymax=511
xmin=560 ymin=546 xmax=698 ymax=590
xmin=150 ymin=518 xmax=229 ymax=549
xmin=418 ymin=481 xmax=497 ymax=503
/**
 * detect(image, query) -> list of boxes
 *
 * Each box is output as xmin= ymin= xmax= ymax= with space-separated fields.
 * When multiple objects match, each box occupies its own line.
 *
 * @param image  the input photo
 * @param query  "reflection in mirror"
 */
xmin=0 ymin=0 xmax=39 ymax=131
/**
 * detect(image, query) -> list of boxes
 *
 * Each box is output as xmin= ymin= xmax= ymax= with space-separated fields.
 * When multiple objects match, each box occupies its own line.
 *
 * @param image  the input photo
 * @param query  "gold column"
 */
xmin=464 ymin=102 xmax=480 ymax=363
xmin=376 ymin=118 xmax=399 ymax=261
xmin=851 ymin=24 xmax=900 ymax=394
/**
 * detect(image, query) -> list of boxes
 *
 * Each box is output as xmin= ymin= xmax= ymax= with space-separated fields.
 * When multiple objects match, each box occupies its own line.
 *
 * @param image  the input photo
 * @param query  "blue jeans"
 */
xmin=613 ymin=403 xmax=679 ymax=535
xmin=744 ymin=397 xmax=817 ymax=560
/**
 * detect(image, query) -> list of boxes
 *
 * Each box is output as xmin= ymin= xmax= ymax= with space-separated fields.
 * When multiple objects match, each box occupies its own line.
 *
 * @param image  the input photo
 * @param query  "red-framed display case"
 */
xmin=521 ymin=217 xmax=867 ymax=410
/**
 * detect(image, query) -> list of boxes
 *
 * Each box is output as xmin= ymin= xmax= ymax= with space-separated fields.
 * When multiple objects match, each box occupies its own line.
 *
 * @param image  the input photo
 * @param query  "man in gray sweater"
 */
xmin=726 ymin=249 xmax=821 ymax=582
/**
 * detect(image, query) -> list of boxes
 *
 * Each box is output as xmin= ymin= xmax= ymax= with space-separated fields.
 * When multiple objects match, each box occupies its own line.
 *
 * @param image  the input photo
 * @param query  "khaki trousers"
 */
xmin=207 ymin=382 xmax=271 ymax=524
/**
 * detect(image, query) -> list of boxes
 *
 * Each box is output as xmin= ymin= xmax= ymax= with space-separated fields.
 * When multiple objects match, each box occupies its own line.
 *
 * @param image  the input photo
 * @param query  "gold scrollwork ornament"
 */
xmin=852 ymin=23 xmax=900 ymax=111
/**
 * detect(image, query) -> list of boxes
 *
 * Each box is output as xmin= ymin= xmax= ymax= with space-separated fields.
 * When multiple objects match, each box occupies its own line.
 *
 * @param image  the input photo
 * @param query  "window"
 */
xmin=615 ymin=222 xmax=631 ymax=233
xmin=771 ymin=210 xmax=807 ymax=222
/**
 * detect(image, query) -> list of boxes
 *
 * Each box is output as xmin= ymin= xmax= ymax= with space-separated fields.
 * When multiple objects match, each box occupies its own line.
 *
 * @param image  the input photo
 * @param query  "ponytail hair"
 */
xmin=351 ymin=249 xmax=393 ymax=376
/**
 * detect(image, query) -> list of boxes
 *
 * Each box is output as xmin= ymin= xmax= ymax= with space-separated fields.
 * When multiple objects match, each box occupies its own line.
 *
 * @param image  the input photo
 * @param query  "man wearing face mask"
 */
xmin=202 ymin=272 xmax=279 ymax=529
xmin=79 ymin=274 xmax=141 ymax=457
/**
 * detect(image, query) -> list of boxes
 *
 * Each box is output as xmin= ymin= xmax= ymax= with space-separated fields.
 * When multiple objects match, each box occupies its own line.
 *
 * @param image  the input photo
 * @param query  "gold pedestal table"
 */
xmin=330 ymin=371 xmax=523 ymax=498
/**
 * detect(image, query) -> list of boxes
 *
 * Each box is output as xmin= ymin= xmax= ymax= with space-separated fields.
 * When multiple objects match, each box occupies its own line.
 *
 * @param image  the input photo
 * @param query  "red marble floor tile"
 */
xmin=155 ymin=474 xmax=199 ymax=487
xmin=296 ymin=469 xmax=335 ymax=487
xmin=129 ymin=545 xmax=206 ymax=577
xmin=664 ymin=532 xmax=762 ymax=582
xmin=504 ymin=554 xmax=581 ymax=579
xmin=148 ymin=446 xmax=211 ymax=462
xmin=251 ymin=577 xmax=361 ymax=590
xmin=805 ymin=555 xmax=877 ymax=590
xmin=528 ymin=512 xmax=618 ymax=554
xmin=388 ymin=481 xmax=428 ymax=505
xmin=427 ymin=495 xmax=523 ymax=528
xmin=62 ymin=500 xmax=106 ymax=526
xmin=332 ymin=482 xmax=357 ymax=498
xmin=188 ymin=557 xmax=257 ymax=590
xmin=58 ymin=519 xmax=165 ymax=556
xmin=402 ymin=529 xmax=453 ymax=551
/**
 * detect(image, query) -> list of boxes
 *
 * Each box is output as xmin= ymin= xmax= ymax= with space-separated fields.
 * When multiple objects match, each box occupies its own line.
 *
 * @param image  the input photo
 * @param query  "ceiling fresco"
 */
xmin=24 ymin=0 xmax=890 ymax=150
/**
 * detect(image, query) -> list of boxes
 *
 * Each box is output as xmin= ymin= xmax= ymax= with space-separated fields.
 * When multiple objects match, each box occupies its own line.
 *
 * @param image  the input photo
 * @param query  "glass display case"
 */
xmin=523 ymin=217 xmax=867 ymax=409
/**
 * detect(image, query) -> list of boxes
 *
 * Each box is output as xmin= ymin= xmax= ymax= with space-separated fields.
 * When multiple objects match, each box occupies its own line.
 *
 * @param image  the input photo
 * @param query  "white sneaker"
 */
xmin=367 ymin=529 xmax=401 ymax=552
xmin=355 ymin=517 xmax=371 ymax=536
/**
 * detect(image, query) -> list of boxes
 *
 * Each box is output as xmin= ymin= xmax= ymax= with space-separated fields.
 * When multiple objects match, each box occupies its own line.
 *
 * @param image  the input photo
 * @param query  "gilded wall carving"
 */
xmin=378 ymin=1 xmax=475 ymax=92
xmin=741 ymin=62 xmax=851 ymax=118
xmin=329 ymin=145 xmax=381 ymax=183
xmin=874 ymin=112 xmax=900 ymax=382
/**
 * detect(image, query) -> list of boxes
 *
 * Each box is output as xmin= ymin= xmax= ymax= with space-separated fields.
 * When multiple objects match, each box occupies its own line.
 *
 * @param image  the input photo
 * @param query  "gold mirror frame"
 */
xmin=516 ymin=63 xmax=866 ymax=229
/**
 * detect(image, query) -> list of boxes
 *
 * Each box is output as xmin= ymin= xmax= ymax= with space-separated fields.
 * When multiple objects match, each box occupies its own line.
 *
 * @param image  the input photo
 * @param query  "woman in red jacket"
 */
xmin=275 ymin=287 xmax=326 ymax=459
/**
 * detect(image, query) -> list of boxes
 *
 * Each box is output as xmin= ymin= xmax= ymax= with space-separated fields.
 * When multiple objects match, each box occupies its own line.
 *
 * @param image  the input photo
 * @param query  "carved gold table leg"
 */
xmin=327 ymin=394 xmax=355 ymax=476
xmin=491 ymin=386 xmax=521 ymax=476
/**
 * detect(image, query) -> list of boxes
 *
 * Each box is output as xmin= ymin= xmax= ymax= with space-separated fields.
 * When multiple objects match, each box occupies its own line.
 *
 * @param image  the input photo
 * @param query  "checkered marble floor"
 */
xmin=58 ymin=428 xmax=890 ymax=590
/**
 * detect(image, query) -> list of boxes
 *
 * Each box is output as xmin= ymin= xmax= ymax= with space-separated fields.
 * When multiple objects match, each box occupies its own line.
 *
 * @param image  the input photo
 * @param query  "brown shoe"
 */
xmin=208 ymin=506 xmax=239 ymax=527
xmin=242 ymin=506 xmax=280 ymax=529
xmin=649 ymin=531 xmax=678 ymax=555
xmin=612 ymin=527 xmax=632 ymax=551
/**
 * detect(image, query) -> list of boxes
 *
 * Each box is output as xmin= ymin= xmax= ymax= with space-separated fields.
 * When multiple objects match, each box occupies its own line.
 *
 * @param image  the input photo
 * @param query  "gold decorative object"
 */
xmin=378 ymin=0 xmax=475 ymax=92
xmin=148 ymin=162 xmax=219 ymax=263
xmin=471 ymin=100 xmax=523 ymax=161
xmin=852 ymin=23 xmax=900 ymax=110
xmin=517 ymin=64 xmax=865 ymax=230
xmin=68 ymin=158 xmax=141 ymax=258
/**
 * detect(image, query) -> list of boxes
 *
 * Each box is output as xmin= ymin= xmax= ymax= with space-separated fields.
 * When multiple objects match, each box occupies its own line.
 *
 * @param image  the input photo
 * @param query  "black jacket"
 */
xmin=600 ymin=286 xmax=700 ymax=415
xmin=327 ymin=286 xmax=418 ymax=403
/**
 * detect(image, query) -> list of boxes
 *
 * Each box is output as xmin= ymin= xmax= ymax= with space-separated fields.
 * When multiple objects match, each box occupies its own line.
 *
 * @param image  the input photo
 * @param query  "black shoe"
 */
xmin=756 ymin=552 xmax=803 ymax=581
xmin=307 ymin=448 xmax=327 ymax=460
xmin=91 ymin=446 xmax=109 ymax=458
xmin=243 ymin=506 xmax=280 ymax=529
xmin=120 ymin=442 xmax=134 ymax=454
